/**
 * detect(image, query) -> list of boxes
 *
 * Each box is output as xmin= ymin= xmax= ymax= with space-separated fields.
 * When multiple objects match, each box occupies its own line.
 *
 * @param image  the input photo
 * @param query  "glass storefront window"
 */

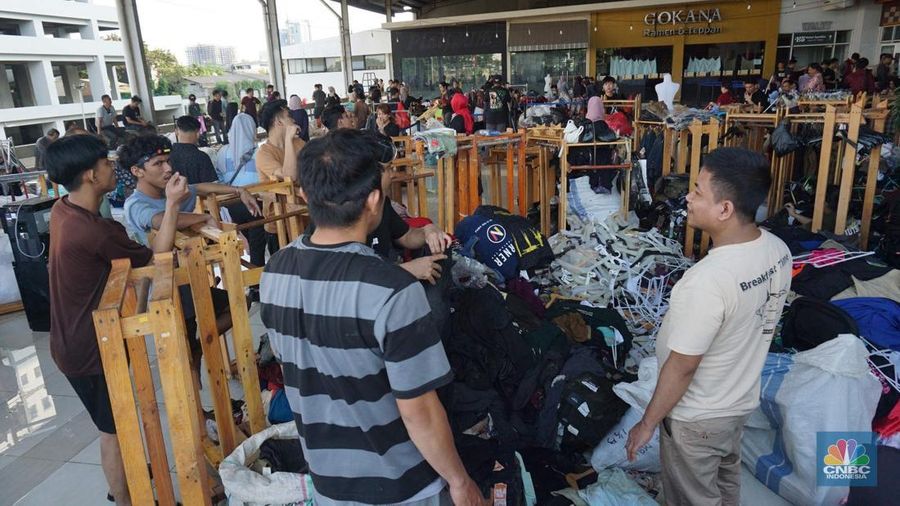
xmin=401 ymin=54 xmax=503 ymax=98
xmin=596 ymin=47 xmax=673 ymax=79
xmin=683 ymin=42 xmax=765 ymax=74
xmin=509 ymin=49 xmax=586 ymax=94
xmin=365 ymin=54 xmax=386 ymax=70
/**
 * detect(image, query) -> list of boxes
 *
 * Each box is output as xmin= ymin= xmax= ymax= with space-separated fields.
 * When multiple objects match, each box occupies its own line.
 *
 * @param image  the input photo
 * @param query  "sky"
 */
xmin=95 ymin=0 xmax=411 ymax=64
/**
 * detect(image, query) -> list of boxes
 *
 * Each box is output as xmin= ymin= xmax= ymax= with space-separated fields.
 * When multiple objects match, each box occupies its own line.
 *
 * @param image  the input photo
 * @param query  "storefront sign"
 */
xmin=802 ymin=21 xmax=833 ymax=31
xmin=642 ymin=8 xmax=723 ymax=37
xmin=792 ymin=31 xmax=835 ymax=46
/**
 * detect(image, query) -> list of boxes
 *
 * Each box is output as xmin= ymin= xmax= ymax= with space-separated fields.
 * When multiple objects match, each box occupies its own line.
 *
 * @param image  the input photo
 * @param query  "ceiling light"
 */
xmin=402 ymin=5 xmax=412 ymax=11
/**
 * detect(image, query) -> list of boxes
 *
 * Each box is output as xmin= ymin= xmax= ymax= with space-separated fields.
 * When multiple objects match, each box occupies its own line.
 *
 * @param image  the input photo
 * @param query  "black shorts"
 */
xmin=67 ymin=374 xmax=116 ymax=434
xmin=179 ymin=285 xmax=231 ymax=354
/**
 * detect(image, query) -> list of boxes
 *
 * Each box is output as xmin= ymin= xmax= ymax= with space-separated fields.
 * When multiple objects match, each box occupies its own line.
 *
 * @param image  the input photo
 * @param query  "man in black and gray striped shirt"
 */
xmin=260 ymin=130 xmax=486 ymax=506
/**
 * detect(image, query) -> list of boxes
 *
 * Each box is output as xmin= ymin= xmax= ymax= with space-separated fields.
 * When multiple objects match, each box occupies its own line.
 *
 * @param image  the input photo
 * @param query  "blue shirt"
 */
xmin=124 ymin=185 xmax=198 ymax=245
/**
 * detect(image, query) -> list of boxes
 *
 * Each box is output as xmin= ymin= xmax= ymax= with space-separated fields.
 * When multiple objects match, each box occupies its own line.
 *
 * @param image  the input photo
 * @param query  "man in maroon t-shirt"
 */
xmin=240 ymin=87 xmax=261 ymax=124
xmin=45 ymin=135 xmax=187 ymax=505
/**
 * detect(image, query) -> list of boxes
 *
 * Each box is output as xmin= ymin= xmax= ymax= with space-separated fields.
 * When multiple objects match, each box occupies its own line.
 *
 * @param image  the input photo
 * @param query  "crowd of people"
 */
xmin=26 ymin=48 xmax=898 ymax=506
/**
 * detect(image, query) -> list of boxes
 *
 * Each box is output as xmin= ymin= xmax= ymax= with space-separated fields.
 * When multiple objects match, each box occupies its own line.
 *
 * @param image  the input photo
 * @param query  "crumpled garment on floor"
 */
xmin=577 ymin=467 xmax=657 ymax=506
xmin=552 ymin=312 xmax=591 ymax=343
xmin=831 ymin=269 xmax=900 ymax=302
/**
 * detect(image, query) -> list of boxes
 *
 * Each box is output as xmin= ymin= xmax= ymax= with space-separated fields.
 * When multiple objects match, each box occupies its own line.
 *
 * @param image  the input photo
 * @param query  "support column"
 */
xmin=64 ymin=64 xmax=81 ymax=103
xmin=339 ymin=0 xmax=353 ymax=92
xmin=88 ymin=56 xmax=111 ymax=99
xmin=385 ymin=0 xmax=392 ymax=23
xmin=260 ymin=0 xmax=285 ymax=94
xmin=115 ymin=0 xmax=155 ymax=119
xmin=28 ymin=61 xmax=58 ymax=107
xmin=0 ymin=65 xmax=14 ymax=109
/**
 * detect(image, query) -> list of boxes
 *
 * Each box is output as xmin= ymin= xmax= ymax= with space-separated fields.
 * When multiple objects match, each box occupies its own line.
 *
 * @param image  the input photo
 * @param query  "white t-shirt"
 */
xmin=656 ymin=229 xmax=791 ymax=422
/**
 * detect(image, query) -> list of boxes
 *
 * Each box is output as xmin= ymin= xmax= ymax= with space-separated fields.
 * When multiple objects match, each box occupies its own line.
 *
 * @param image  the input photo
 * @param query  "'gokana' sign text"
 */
xmin=643 ymin=8 xmax=723 ymax=37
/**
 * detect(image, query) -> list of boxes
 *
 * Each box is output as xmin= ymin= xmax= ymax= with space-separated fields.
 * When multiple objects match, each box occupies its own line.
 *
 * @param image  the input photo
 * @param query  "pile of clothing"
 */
xmin=644 ymin=101 xmax=721 ymax=131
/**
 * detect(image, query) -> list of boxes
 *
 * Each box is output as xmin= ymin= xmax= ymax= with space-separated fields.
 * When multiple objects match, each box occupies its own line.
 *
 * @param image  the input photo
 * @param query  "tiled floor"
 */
xmin=0 ymin=304 xmax=265 ymax=505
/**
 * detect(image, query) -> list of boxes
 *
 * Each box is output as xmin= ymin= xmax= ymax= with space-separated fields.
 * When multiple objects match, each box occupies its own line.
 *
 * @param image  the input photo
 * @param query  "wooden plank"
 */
xmin=220 ymin=232 xmax=266 ymax=434
xmin=242 ymin=267 xmax=263 ymax=288
xmin=559 ymin=144 xmax=569 ymax=233
xmin=151 ymin=298 xmax=212 ymax=506
xmin=415 ymin=167 xmax=428 ymax=219
xmin=92 ymin=309 xmax=156 ymax=505
xmin=505 ymin=142 xmax=514 ymax=211
xmin=662 ymin=128 xmax=673 ymax=176
xmin=517 ymin=134 xmax=527 ymax=216
xmin=123 ymin=317 xmax=176 ymax=506
xmin=0 ymin=301 xmax=23 ymax=316
xmin=699 ymin=119 xmax=720 ymax=256
xmin=685 ymin=120 xmax=704 ymax=258
xmin=860 ymin=113 xmax=887 ymax=249
xmin=273 ymin=199 xmax=288 ymax=248
xmin=468 ymin=141 xmax=481 ymax=214
xmin=178 ymin=237 xmax=237 ymax=456
xmin=539 ymin=147 xmax=550 ymax=236
xmin=437 ymin=157 xmax=446 ymax=231
xmin=835 ymin=104 xmax=863 ymax=234
xmin=98 ymin=259 xmax=131 ymax=311
xmin=811 ymin=107 xmax=836 ymax=233
xmin=676 ymin=130 xmax=689 ymax=174
xmin=448 ymin=154 xmax=457 ymax=230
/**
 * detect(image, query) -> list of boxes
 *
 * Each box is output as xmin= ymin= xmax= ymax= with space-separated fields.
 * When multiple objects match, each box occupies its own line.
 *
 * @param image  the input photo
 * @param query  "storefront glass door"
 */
xmin=401 ymin=54 xmax=503 ymax=99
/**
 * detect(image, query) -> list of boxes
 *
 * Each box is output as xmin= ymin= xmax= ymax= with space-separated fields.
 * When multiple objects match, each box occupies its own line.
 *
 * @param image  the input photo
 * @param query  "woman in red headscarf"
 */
xmin=447 ymin=92 xmax=475 ymax=134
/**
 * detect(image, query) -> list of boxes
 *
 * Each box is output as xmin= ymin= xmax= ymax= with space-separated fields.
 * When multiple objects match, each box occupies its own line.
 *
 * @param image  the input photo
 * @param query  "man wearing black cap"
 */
xmin=484 ymin=74 xmax=511 ymax=132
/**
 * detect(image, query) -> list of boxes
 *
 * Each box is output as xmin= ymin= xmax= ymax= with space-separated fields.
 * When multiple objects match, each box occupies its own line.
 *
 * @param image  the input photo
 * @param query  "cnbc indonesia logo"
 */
xmin=821 ymin=438 xmax=871 ymax=481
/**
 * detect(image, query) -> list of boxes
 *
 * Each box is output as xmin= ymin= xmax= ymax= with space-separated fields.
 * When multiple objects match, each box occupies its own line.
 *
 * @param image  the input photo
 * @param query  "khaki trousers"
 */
xmin=660 ymin=414 xmax=748 ymax=506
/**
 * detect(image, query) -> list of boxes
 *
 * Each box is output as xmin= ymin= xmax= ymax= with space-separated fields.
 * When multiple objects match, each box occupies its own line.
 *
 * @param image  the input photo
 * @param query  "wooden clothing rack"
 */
xmin=684 ymin=118 xmax=721 ymax=258
xmin=558 ymin=137 xmax=633 ymax=233
xmin=98 ymin=203 xmax=305 ymax=504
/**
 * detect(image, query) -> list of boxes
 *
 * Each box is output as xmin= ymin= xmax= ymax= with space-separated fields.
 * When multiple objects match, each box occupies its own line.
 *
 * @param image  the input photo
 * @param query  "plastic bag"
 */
xmin=742 ymin=335 xmax=883 ymax=506
xmin=578 ymin=467 xmax=657 ymax=506
xmin=219 ymin=422 xmax=315 ymax=506
xmin=772 ymin=122 xmax=801 ymax=156
xmin=590 ymin=357 xmax=661 ymax=473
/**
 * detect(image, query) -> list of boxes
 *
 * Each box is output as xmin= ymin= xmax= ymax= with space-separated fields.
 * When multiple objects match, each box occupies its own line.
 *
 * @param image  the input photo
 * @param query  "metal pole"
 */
xmin=315 ymin=0 xmax=353 ymax=95
xmin=385 ymin=0 xmax=392 ymax=23
xmin=258 ymin=0 xmax=285 ymax=94
xmin=114 ymin=0 xmax=155 ymax=121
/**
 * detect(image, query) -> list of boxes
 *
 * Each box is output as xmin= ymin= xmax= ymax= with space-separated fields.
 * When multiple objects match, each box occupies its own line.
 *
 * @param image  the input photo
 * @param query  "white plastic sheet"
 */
xmin=590 ymin=357 xmax=661 ymax=473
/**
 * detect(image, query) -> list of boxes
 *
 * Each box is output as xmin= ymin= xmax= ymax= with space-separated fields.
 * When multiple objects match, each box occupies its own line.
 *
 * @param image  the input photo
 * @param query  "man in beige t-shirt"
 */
xmin=626 ymin=147 xmax=791 ymax=505
xmin=256 ymin=99 xmax=305 ymax=249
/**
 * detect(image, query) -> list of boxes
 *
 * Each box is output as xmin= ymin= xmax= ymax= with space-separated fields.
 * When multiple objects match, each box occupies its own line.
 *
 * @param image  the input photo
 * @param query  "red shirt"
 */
xmin=716 ymin=91 xmax=735 ymax=106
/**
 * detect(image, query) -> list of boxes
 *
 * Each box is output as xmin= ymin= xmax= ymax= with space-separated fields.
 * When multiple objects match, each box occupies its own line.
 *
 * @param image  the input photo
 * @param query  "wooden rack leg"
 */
xmin=468 ymin=143 xmax=480 ymax=214
xmin=416 ymin=169 xmax=428 ymax=218
xmin=448 ymin=155 xmax=457 ymax=230
xmin=152 ymin=297 xmax=213 ymax=506
xmin=835 ymin=105 xmax=863 ymax=234
xmin=810 ymin=106 xmax=836 ymax=233
xmin=676 ymin=130 xmax=689 ymax=174
xmin=517 ymin=138 xmax=527 ymax=216
xmin=540 ymin=148 xmax=551 ymax=236
xmin=662 ymin=129 xmax=673 ymax=176
xmin=94 ymin=308 xmax=156 ymax=505
xmin=180 ymin=238 xmax=237 ymax=456
xmin=458 ymin=151 xmax=470 ymax=219
xmin=220 ymin=233 xmax=266 ymax=434
xmin=860 ymin=115 xmax=887 ymax=249
xmin=505 ymin=143 xmax=514 ymax=212
xmin=685 ymin=122 xmax=702 ymax=258
xmin=437 ymin=158 xmax=446 ymax=232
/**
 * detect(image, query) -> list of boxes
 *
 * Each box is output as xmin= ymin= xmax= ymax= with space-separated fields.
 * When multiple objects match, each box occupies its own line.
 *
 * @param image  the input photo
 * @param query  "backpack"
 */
xmin=556 ymin=372 xmax=630 ymax=452
xmin=780 ymin=297 xmax=859 ymax=351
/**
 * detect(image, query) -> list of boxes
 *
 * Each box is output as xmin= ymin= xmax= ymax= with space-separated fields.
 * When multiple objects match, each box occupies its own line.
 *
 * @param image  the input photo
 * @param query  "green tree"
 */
xmin=144 ymin=45 xmax=184 ymax=96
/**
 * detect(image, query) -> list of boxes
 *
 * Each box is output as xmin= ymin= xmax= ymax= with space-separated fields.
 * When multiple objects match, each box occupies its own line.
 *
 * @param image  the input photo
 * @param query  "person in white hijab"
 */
xmin=216 ymin=112 xmax=259 ymax=187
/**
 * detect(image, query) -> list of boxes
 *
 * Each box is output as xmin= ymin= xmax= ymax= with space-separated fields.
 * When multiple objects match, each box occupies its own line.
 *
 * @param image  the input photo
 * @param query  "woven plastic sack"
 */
xmin=219 ymin=422 xmax=315 ymax=506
